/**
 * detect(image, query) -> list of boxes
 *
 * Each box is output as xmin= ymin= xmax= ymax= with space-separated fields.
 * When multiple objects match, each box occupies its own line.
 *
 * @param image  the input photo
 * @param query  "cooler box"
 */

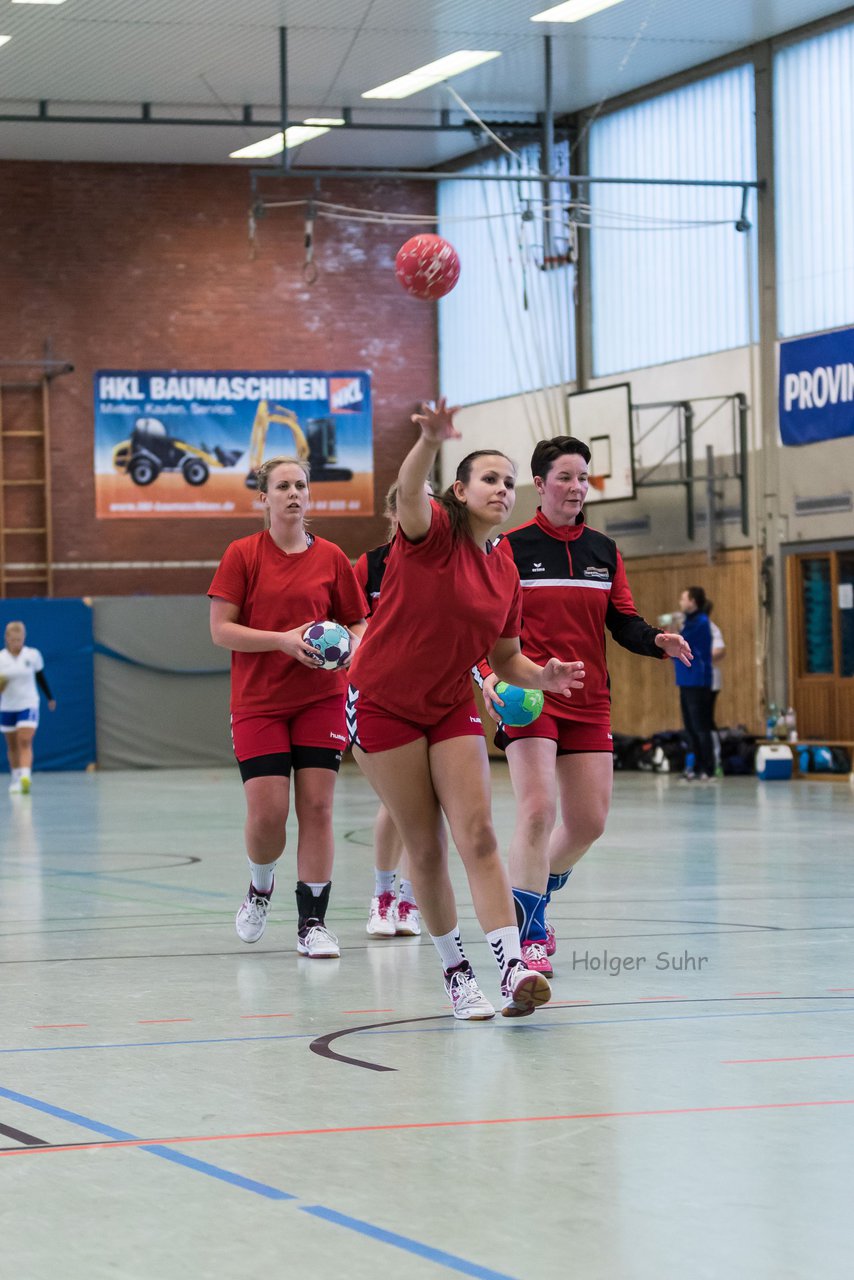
xmin=755 ymin=744 xmax=793 ymax=780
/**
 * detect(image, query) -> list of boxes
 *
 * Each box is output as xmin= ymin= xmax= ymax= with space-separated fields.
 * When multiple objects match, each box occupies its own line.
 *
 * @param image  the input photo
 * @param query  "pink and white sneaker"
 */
xmin=520 ymin=939 xmax=553 ymax=978
xmin=500 ymin=960 xmax=551 ymax=1018
xmin=366 ymin=890 xmax=397 ymax=937
xmin=395 ymin=899 xmax=421 ymax=936
xmin=544 ymin=920 xmax=557 ymax=957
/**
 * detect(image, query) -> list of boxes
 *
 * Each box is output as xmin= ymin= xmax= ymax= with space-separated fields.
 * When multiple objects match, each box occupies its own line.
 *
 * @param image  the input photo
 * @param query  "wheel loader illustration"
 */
xmin=244 ymin=401 xmax=354 ymax=488
xmin=112 ymin=418 xmax=242 ymax=487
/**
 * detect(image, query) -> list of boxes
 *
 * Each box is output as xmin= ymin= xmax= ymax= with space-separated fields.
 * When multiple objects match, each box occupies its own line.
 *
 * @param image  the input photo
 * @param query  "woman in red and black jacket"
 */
xmin=479 ymin=435 xmax=692 ymax=976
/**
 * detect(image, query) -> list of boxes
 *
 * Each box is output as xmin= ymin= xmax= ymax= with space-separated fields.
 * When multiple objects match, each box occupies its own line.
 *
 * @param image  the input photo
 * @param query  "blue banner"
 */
xmin=0 ymin=599 xmax=96 ymax=772
xmin=779 ymin=327 xmax=854 ymax=446
xmin=94 ymin=370 xmax=374 ymax=517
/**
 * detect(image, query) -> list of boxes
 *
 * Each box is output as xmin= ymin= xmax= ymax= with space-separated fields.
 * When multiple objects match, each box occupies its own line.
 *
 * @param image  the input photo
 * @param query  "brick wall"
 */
xmin=0 ymin=161 xmax=437 ymax=596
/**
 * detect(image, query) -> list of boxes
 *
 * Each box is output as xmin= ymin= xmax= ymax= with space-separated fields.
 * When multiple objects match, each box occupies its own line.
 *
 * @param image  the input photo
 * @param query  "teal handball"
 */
xmin=494 ymin=681 xmax=544 ymax=726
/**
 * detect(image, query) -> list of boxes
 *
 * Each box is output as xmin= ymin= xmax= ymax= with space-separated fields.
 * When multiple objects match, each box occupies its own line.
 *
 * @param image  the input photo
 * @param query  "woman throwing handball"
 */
xmin=347 ymin=401 xmax=585 ymax=1020
xmin=478 ymin=436 xmax=692 ymax=976
xmin=209 ymin=456 xmax=366 ymax=959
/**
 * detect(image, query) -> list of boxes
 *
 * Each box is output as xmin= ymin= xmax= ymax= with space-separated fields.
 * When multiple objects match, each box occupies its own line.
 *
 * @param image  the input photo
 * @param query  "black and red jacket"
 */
xmin=353 ymin=542 xmax=391 ymax=619
xmin=479 ymin=509 xmax=663 ymax=727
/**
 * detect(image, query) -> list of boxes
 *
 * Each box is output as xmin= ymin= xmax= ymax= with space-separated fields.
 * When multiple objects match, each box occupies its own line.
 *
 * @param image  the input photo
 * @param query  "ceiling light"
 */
xmin=0 ymin=36 xmax=11 ymax=47
xmin=12 ymin=1 xmax=68 ymax=6
xmin=531 ymin=0 xmax=625 ymax=21
xmin=362 ymin=50 xmax=501 ymax=100
xmin=229 ymin=124 xmax=333 ymax=159
xmin=303 ymin=117 xmax=345 ymax=127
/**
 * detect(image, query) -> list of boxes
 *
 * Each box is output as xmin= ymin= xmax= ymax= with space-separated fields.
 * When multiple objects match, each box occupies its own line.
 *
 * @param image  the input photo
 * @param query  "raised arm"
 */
xmin=396 ymin=397 xmax=460 ymax=542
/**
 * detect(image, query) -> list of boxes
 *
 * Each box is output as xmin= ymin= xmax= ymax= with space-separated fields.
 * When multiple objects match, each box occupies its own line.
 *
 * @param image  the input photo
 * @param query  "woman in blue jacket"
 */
xmin=675 ymin=586 xmax=715 ymax=781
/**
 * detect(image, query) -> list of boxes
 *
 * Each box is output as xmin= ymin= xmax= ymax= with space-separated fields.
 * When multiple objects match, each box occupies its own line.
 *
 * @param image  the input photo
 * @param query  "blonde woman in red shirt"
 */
xmin=209 ymin=456 xmax=366 ymax=959
xmin=347 ymin=401 xmax=585 ymax=1020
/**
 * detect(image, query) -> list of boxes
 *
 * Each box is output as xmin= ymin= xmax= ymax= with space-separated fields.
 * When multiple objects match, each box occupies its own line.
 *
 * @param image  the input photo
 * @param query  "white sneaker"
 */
xmin=297 ymin=923 xmax=340 ymax=958
xmin=8 ymin=780 xmax=22 ymax=794
xmin=366 ymin=891 xmax=397 ymax=937
xmin=444 ymin=964 xmax=495 ymax=1021
xmin=235 ymin=887 xmax=272 ymax=943
xmin=395 ymin=899 xmax=421 ymax=936
xmin=500 ymin=960 xmax=551 ymax=1018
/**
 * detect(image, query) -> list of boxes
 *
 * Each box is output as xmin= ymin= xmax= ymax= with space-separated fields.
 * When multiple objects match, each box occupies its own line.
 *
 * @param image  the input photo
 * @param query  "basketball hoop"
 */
xmin=588 ymin=474 xmax=606 ymax=493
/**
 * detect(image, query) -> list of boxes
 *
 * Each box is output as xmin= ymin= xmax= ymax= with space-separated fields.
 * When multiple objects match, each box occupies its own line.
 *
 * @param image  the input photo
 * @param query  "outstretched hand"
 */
xmin=655 ymin=631 xmax=693 ymax=668
xmin=411 ymin=396 xmax=461 ymax=445
xmin=541 ymin=658 xmax=586 ymax=698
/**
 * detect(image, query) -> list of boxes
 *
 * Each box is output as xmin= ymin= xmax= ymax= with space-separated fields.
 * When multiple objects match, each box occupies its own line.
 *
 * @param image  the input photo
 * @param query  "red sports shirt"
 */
xmin=349 ymin=501 xmax=522 ymax=724
xmin=209 ymin=531 xmax=366 ymax=715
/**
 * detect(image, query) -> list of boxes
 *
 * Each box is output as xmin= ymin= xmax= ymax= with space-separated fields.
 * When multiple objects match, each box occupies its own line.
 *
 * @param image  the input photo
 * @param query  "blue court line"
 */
xmin=43 ymin=869 xmax=231 ymax=900
xmin=301 ymin=1206 xmax=518 ymax=1280
xmin=3 ymin=1005 xmax=854 ymax=1057
xmin=0 ymin=1083 xmax=294 ymax=1200
xmin=0 ymin=1082 xmax=521 ymax=1277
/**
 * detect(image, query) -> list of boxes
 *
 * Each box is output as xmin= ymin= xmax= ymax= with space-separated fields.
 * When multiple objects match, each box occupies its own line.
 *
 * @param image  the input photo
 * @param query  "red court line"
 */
xmin=827 ymin=988 xmax=854 ymax=992
xmin=33 ymin=1024 xmax=89 ymax=1029
xmin=3 ymin=1099 xmax=853 ymax=1159
xmin=240 ymin=1014 xmax=293 ymax=1020
xmin=732 ymin=991 xmax=782 ymax=997
xmin=724 ymin=1053 xmax=854 ymax=1064
xmin=137 ymin=1019 xmax=194 ymax=1025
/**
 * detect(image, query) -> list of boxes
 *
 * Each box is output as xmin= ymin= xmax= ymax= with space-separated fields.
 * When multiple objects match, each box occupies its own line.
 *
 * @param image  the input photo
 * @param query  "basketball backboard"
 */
xmin=567 ymin=383 xmax=635 ymax=503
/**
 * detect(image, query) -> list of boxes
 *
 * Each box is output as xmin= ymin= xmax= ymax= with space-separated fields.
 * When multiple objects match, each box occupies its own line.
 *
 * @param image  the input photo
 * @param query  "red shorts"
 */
xmin=231 ymin=694 xmax=347 ymax=762
xmin=498 ymin=711 xmax=613 ymax=755
xmin=347 ymin=686 xmax=485 ymax=754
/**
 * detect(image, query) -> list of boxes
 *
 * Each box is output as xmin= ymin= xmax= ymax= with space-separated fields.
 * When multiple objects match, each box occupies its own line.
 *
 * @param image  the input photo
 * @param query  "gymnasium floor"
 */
xmin=1 ymin=763 xmax=852 ymax=1280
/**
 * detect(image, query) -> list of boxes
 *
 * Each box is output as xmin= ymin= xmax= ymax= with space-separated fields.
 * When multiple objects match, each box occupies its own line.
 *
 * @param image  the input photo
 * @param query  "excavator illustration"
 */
xmin=244 ymin=401 xmax=353 ymax=488
xmin=112 ymin=418 xmax=242 ymax=487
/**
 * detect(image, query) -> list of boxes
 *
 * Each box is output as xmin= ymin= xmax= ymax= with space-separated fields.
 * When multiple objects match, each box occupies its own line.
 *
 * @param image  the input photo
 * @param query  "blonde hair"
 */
xmin=256 ymin=456 xmax=310 ymax=530
xmin=5 ymin=620 xmax=25 ymax=639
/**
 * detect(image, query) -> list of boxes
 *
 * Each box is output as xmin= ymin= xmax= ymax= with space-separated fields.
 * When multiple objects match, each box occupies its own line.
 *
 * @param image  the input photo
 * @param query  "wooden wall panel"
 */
xmin=607 ymin=548 xmax=761 ymax=737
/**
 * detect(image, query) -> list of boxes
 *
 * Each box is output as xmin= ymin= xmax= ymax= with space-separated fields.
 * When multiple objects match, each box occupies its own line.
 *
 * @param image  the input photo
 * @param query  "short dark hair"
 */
xmin=530 ymin=436 xmax=591 ymax=481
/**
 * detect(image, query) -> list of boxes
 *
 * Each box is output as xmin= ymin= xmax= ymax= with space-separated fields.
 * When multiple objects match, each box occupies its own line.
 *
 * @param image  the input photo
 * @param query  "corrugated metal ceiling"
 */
xmin=0 ymin=0 xmax=850 ymax=166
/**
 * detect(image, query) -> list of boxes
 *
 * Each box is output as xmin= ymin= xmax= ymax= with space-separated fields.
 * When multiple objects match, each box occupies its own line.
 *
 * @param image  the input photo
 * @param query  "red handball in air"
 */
xmin=394 ymin=234 xmax=461 ymax=300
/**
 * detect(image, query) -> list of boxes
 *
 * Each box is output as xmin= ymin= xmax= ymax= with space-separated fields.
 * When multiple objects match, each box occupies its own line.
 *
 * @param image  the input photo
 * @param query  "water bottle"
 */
xmin=765 ymin=703 xmax=778 ymax=739
xmin=786 ymin=707 xmax=798 ymax=743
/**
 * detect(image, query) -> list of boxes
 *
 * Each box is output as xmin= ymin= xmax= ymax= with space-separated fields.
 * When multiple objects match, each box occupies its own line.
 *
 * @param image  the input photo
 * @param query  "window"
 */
xmin=589 ymin=66 xmax=756 ymax=375
xmin=438 ymin=144 xmax=576 ymax=406
xmin=775 ymin=22 xmax=854 ymax=337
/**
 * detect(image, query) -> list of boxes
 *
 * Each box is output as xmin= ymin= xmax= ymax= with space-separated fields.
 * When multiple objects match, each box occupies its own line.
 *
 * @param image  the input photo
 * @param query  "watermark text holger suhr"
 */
xmin=569 ymin=949 xmax=709 ymax=976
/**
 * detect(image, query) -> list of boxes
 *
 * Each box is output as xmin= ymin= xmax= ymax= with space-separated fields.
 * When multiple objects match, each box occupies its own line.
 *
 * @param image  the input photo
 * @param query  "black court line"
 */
xmin=0 ymin=1121 xmax=49 ymax=1146
xmin=310 ymin=995 xmax=854 ymax=1073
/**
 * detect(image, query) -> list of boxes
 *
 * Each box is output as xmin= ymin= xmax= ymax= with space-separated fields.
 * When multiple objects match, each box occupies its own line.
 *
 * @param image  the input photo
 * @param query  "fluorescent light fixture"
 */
xmin=12 ymin=1 xmax=68 ymax=6
xmin=303 ymin=117 xmax=345 ymax=127
xmin=0 ymin=36 xmax=11 ymax=47
xmin=229 ymin=124 xmax=333 ymax=159
xmin=531 ymin=0 xmax=625 ymax=21
xmin=362 ymin=50 xmax=501 ymax=100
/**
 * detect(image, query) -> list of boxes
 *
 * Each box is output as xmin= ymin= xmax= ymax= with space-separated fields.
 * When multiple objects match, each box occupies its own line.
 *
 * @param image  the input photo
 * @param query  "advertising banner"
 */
xmin=779 ymin=328 xmax=854 ymax=446
xmin=95 ymin=370 xmax=373 ymax=517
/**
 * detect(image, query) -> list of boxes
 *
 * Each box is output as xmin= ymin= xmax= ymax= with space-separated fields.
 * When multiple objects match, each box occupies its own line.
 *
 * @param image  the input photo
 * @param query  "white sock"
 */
xmin=20 ymin=768 xmax=31 ymax=781
xmin=486 ymin=926 xmax=522 ymax=973
xmin=431 ymin=925 xmax=467 ymax=973
xmin=374 ymin=869 xmax=396 ymax=897
xmin=399 ymin=878 xmax=415 ymax=904
xmin=305 ymin=881 xmax=329 ymax=896
xmin=247 ymin=859 xmax=277 ymax=894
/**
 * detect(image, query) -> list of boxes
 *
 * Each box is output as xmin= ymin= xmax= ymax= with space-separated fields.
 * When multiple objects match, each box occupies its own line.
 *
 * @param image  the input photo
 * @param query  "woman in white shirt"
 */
xmin=708 ymin=605 xmax=726 ymax=774
xmin=0 ymin=621 xmax=55 ymax=794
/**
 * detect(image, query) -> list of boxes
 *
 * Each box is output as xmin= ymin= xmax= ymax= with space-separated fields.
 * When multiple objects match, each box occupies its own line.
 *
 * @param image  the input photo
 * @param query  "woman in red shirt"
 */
xmin=209 ymin=455 xmax=366 ymax=959
xmin=348 ymin=401 xmax=585 ymax=1021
